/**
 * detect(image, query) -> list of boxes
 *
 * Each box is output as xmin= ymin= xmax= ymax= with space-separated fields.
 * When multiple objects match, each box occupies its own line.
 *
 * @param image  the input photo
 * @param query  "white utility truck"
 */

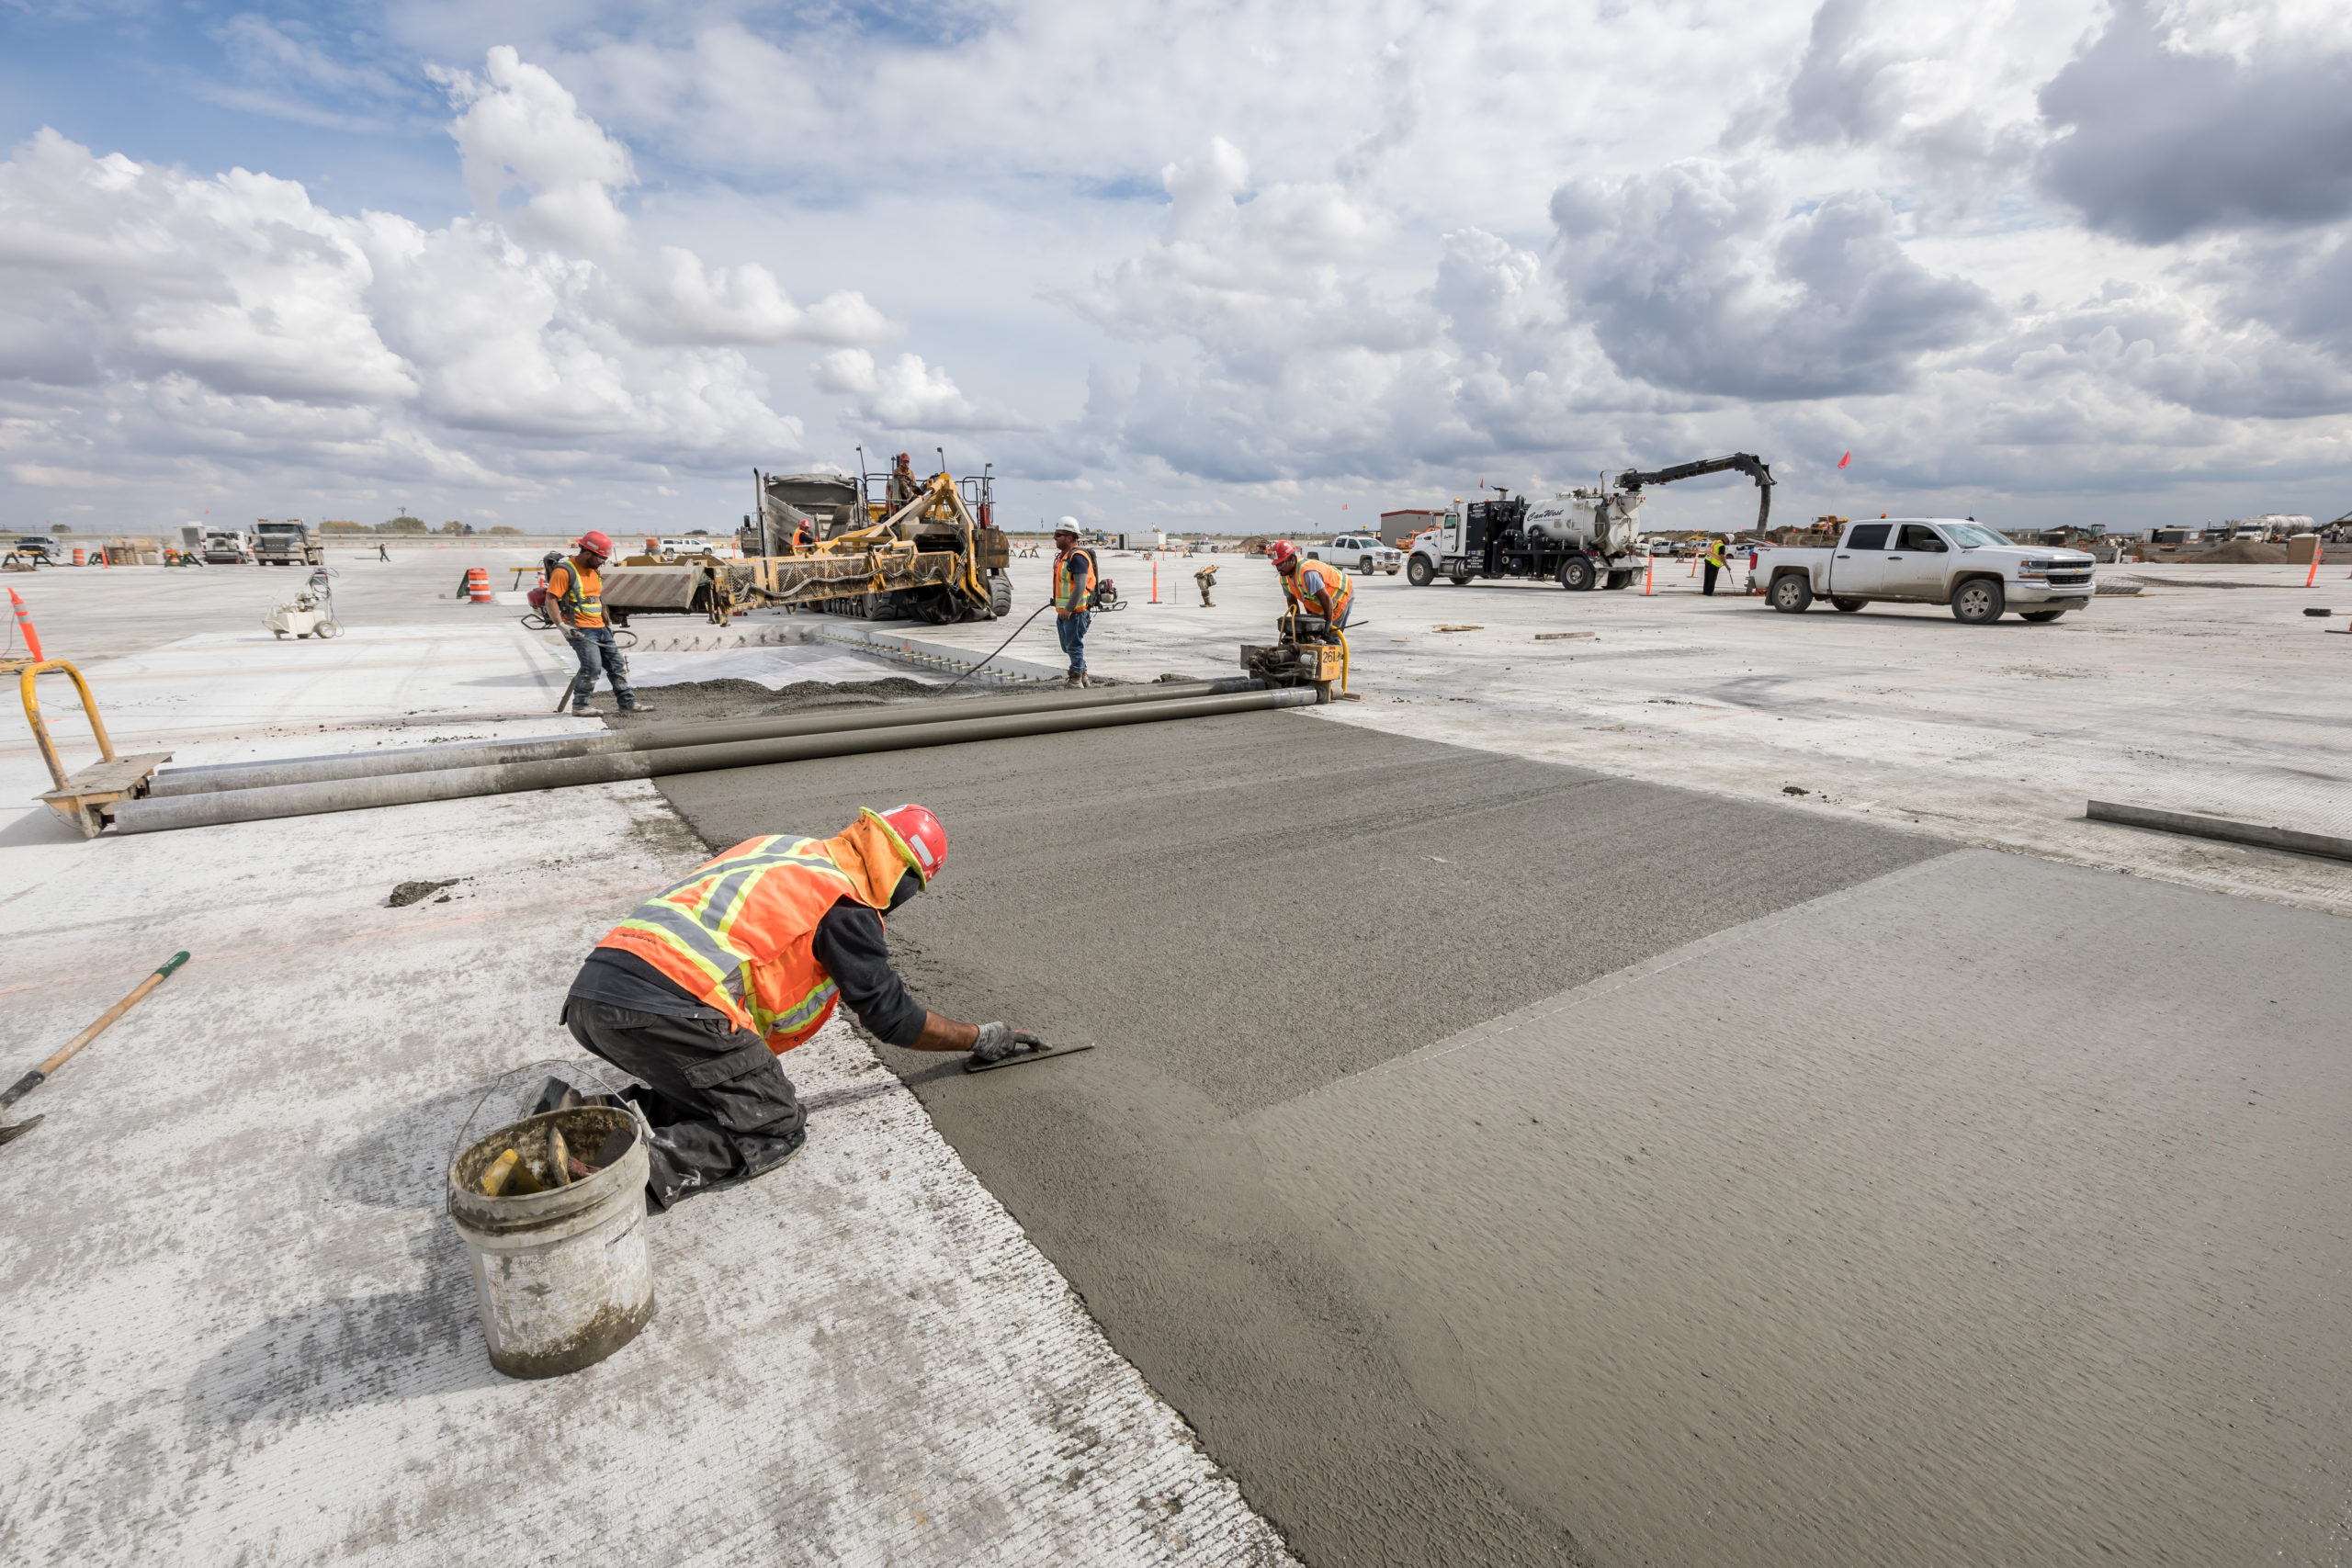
xmin=1748 ymin=518 xmax=2097 ymax=623
xmin=1306 ymin=535 xmax=1403 ymax=575
xmin=1406 ymin=454 xmax=1776 ymax=592
xmin=202 ymin=529 xmax=254 ymax=564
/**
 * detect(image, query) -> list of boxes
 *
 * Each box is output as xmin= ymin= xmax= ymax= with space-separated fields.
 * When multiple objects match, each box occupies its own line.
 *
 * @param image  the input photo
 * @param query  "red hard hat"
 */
xmin=576 ymin=530 xmax=614 ymax=557
xmin=1267 ymin=540 xmax=1299 ymax=570
xmin=869 ymin=803 xmax=947 ymax=887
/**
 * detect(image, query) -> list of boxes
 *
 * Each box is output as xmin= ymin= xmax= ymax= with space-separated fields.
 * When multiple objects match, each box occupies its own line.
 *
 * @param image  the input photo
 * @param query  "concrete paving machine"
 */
xmin=605 ymin=462 xmax=1012 ymax=627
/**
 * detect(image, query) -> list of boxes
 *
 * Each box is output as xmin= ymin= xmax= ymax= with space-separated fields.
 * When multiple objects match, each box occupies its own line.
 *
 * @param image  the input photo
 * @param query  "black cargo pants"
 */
xmin=563 ymin=998 xmax=807 ymax=1209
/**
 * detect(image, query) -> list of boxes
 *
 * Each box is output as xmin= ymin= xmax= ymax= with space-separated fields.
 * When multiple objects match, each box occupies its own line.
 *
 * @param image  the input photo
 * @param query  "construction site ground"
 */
xmin=5 ymin=546 xmax=2349 ymax=1567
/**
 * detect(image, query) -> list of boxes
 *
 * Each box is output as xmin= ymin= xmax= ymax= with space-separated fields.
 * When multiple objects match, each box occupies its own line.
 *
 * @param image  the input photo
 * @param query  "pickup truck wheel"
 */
xmin=1951 ymin=578 xmax=2006 ymax=624
xmin=1385 ymin=565 xmax=1399 ymax=575
xmin=1558 ymin=556 xmax=1597 ymax=592
xmin=2018 ymin=609 xmax=2064 ymax=623
xmin=1407 ymin=555 xmax=1433 ymax=587
xmin=1769 ymin=573 xmax=1814 ymax=613
xmin=1358 ymin=557 xmax=1374 ymax=574
xmin=1831 ymin=597 xmax=1865 ymax=613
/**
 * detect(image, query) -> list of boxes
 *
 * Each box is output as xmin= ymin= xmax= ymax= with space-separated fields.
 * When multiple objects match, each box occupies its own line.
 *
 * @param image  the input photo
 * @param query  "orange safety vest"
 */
xmin=547 ymin=560 xmax=605 ymax=628
xmin=593 ymin=811 xmax=918 ymax=1051
xmin=1053 ymin=547 xmax=1097 ymax=612
xmin=792 ymin=519 xmax=816 ymax=552
xmin=1285 ymin=559 xmax=1352 ymax=622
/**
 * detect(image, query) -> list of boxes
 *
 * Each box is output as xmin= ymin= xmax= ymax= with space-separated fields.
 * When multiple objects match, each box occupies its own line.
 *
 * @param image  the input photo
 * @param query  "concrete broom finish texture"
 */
xmin=0 ymin=624 xmax=1295 ymax=1567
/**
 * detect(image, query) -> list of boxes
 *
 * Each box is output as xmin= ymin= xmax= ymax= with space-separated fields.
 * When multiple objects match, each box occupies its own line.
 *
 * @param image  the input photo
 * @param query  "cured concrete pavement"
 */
xmin=658 ymin=707 xmax=2352 ymax=1568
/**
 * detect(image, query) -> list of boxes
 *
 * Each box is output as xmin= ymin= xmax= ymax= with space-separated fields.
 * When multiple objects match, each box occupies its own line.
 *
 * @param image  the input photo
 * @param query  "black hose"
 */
xmin=937 ymin=600 xmax=1053 ymax=694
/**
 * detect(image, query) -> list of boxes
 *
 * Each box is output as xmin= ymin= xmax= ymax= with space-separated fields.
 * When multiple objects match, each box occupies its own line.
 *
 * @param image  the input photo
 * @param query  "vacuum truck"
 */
xmin=1406 ymin=454 xmax=1775 ymax=592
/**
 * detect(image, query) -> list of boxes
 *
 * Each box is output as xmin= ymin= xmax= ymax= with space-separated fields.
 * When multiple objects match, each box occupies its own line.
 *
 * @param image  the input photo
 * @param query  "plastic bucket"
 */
xmin=447 ymin=1105 xmax=654 ymax=1379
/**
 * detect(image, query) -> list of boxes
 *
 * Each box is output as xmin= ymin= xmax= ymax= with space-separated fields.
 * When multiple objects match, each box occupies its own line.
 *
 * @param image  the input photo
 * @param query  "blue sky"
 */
xmin=4 ymin=0 xmax=2350 ymax=536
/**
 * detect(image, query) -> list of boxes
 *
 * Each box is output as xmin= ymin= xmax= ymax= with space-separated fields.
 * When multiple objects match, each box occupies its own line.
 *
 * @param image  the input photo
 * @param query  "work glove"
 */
xmin=970 ymin=1022 xmax=1047 ymax=1065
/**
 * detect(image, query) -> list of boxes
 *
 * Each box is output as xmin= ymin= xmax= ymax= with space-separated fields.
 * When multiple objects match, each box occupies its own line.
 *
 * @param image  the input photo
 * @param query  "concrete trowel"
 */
xmin=964 ymin=1038 xmax=1095 ymax=1074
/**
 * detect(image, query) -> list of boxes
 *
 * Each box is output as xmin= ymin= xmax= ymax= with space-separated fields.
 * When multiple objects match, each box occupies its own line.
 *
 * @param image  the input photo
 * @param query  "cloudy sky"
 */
xmin=3 ymin=0 xmax=2348 ymax=536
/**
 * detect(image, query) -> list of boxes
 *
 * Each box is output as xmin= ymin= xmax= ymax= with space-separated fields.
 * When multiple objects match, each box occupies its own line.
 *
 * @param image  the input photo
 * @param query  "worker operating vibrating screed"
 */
xmin=546 ymin=530 xmax=639 ymax=716
xmin=1052 ymin=518 xmax=1096 ymax=687
xmin=548 ymin=805 xmax=1047 ymax=1210
xmin=1268 ymin=540 xmax=1352 ymax=641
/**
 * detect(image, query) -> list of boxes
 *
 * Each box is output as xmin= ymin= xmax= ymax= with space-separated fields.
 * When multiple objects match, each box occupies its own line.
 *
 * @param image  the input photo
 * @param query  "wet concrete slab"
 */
xmin=1248 ymin=848 xmax=2352 ymax=1566
xmin=653 ymin=708 xmax=1942 ymax=1567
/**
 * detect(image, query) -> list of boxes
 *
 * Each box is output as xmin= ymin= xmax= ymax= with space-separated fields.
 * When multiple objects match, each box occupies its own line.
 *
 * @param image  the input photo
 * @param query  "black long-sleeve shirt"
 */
xmin=567 ymin=898 xmax=927 ymax=1046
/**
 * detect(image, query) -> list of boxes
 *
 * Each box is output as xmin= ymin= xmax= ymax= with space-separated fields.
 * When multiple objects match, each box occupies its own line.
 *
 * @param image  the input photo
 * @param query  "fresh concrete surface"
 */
xmin=652 ymin=712 xmax=1943 ymax=1567
xmin=1248 ymin=848 xmax=2352 ymax=1567
xmin=0 ymin=623 xmax=1294 ymax=1565
xmin=657 ymin=708 xmax=2352 ymax=1567
xmin=876 ymin=553 xmax=2352 ymax=916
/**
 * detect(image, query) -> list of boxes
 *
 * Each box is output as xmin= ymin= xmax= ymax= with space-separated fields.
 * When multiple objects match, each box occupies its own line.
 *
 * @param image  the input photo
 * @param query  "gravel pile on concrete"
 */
xmin=2191 ymin=541 xmax=2289 ymax=564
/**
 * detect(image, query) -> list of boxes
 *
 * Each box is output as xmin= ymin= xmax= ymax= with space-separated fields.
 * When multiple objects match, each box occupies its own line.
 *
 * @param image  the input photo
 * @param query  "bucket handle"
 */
xmin=448 ymin=1055 xmax=653 ymax=1177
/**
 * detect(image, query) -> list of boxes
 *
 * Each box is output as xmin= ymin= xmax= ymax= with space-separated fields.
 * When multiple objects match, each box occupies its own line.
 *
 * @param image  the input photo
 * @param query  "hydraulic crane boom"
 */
xmin=1616 ymin=453 xmax=1776 ymax=533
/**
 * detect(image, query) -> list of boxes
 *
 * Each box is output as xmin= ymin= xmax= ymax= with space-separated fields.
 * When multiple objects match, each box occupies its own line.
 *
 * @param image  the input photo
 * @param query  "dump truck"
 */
xmin=254 ymin=520 xmax=324 ymax=566
xmin=605 ymin=465 xmax=1012 ymax=627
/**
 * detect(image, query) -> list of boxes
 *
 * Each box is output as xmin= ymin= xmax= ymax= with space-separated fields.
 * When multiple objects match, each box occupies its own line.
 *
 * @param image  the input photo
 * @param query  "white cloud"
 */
xmin=438 ymin=44 xmax=638 ymax=253
xmin=811 ymin=348 xmax=1033 ymax=433
xmin=0 ymin=49 xmax=911 ymax=517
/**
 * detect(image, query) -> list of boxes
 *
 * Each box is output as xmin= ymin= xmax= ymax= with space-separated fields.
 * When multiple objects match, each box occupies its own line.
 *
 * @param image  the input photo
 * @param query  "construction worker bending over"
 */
xmin=1702 ymin=536 xmax=1726 ymax=597
xmin=547 ymin=530 xmax=639 ymax=715
xmin=1268 ymin=540 xmax=1352 ymax=642
xmin=1052 ymin=518 xmax=1096 ymax=687
xmin=559 ymin=805 xmax=1044 ymax=1209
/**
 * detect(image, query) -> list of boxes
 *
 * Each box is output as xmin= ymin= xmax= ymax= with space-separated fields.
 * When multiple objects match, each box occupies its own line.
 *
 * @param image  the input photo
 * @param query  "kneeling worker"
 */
xmin=561 ymin=804 xmax=1042 ymax=1208
xmin=1268 ymin=540 xmax=1353 ymax=641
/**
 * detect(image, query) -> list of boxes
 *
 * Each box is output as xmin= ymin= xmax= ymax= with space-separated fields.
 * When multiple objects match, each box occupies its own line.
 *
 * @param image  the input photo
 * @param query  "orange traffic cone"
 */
xmin=7 ymin=587 xmax=44 ymax=662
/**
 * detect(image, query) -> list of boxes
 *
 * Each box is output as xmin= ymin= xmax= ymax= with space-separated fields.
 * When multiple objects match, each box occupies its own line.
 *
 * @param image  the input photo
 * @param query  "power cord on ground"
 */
xmin=938 ymin=601 xmax=1054 ymax=694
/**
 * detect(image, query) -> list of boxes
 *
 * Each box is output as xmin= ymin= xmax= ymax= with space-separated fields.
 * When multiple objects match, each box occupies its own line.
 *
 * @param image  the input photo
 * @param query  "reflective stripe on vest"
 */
xmin=1289 ymin=561 xmax=1352 ymax=620
xmin=1053 ymin=548 xmax=1096 ymax=611
xmin=552 ymin=561 xmax=604 ymax=625
xmin=599 ymin=834 xmax=864 ymax=1047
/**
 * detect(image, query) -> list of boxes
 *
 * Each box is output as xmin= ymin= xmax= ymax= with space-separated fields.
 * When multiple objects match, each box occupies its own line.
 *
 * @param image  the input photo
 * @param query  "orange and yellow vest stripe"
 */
xmin=1285 ymin=559 xmax=1352 ymax=622
xmin=593 ymin=816 xmax=910 ymax=1051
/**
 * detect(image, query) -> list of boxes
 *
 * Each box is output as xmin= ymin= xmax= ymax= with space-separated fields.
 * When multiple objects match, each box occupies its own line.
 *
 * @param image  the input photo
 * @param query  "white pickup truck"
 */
xmin=1306 ymin=534 xmax=1403 ymax=575
xmin=1748 ymin=518 xmax=2097 ymax=624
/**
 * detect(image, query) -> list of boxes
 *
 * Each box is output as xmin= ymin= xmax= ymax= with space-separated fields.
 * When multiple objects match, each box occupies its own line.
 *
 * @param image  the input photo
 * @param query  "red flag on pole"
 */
xmin=1837 ymin=451 xmax=1852 ymax=469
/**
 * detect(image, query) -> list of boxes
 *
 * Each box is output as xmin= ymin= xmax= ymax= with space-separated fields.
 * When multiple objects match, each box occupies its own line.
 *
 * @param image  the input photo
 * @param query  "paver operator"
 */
xmin=1052 ymin=518 xmax=1096 ymax=688
xmin=1702 ymin=536 xmax=1726 ymax=597
xmin=1268 ymin=540 xmax=1352 ymax=641
xmin=546 ymin=530 xmax=639 ymax=716
xmin=561 ymin=805 xmax=1046 ymax=1208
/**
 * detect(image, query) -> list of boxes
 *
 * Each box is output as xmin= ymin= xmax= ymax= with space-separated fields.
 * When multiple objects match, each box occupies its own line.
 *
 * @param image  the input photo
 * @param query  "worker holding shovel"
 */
xmin=549 ymin=805 xmax=1046 ymax=1209
xmin=545 ymin=530 xmax=639 ymax=716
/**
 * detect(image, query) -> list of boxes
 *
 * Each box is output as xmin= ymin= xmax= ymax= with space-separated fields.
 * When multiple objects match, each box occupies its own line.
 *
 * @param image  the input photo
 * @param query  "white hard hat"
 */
xmin=1055 ymin=516 xmax=1080 ymax=533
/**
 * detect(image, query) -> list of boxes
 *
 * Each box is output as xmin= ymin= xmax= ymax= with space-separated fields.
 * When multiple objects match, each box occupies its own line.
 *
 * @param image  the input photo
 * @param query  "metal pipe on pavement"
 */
xmin=115 ymin=687 xmax=1318 ymax=835
xmin=146 ymin=678 xmax=1267 ymax=797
